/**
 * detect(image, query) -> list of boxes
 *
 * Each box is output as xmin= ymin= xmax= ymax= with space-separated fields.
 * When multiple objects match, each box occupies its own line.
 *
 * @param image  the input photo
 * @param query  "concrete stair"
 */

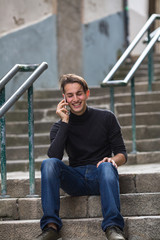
xmin=1 ymin=164 xmax=160 ymax=239
xmin=3 ymin=80 xmax=160 ymax=170
xmin=1 ymin=56 xmax=160 ymax=239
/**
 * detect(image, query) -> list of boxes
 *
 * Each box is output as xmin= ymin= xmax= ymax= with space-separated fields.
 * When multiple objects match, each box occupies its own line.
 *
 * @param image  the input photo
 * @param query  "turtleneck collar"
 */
xmin=69 ymin=106 xmax=90 ymax=123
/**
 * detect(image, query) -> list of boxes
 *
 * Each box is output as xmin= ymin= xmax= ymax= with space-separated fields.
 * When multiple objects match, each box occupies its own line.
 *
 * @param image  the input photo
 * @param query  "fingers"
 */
xmin=56 ymin=99 xmax=69 ymax=122
xmin=97 ymin=157 xmax=118 ymax=169
xmin=107 ymin=158 xmax=118 ymax=169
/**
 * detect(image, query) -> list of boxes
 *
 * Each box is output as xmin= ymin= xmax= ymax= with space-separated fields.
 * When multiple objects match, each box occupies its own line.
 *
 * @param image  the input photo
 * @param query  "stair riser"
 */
xmin=125 ymin=139 xmax=160 ymax=153
xmin=116 ymin=102 xmax=160 ymax=114
xmin=7 ymin=100 xmax=160 ymax=122
xmin=122 ymin=126 xmax=160 ymax=140
xmin=0 ymin=193 xmax=159 ymax=220
xmin=4 ymin=139 xmax=159 ymax=160
xmin=119 ymin=113 xmax=160 ymax=126
xmin=5 ymin=125 xmax=160 ymax=147
xmin=0 ymin=173 xmax=160 ymax=198
xmin=6 ymin=121 xmax=54 ymax=134
xmin=3 ymin=151 xmax=160 ymax=172
xmin=5 ymin=112 xmax=160 ymax=135
xmin=0 ymin=217 xmax=160 ymax=240
xmin=5 ymin=146 xmax=48 ymax=160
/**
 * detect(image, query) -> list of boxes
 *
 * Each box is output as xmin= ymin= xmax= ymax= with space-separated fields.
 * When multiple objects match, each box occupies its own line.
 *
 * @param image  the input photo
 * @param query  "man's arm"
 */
xmin=47 ymin=99 xmax=69 ymax=159
xmin=97 ymin=111 xmax=127 ymax=168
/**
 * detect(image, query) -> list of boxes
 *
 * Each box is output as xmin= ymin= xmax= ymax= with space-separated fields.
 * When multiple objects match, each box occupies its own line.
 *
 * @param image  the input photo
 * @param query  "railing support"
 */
xmin=0 ymin=88 xmax=10 ymax=198
xmin=131 ymin=77 xmax=136 ymax=153
xmin=27 ymin=85 xmax=38 ymax=197
xmin=0 ymin=62 xmax=48 ymax=198
xmin=110 ymin=87 xmax=115 ymax=113
xmin=147 ymin=29 xmax=154 ymax=91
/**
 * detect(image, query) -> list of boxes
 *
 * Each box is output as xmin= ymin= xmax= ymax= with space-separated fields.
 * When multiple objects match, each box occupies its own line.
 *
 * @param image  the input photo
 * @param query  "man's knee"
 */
xmin=41 ymin=158 xmax=62 ymax=175
xmin=97 ymin=162 xmax=118 ymax=183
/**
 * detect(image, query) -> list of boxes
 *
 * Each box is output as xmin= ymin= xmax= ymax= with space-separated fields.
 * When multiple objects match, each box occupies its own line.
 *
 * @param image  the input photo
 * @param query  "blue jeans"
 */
xmin=40 ymin=158 xmax=124 ymax=232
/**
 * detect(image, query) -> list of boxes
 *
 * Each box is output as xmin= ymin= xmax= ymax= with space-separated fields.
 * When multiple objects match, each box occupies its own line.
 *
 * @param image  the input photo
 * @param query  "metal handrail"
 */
xmin=0 ymin=62 xmax=48 ymax=198
xmin=101 ymin=14 xmax=160 ymax=87
xmin=0 ymin=62 xmax=48 ymax=117
xmin=100 ymin=14 xmax=160 ymax=154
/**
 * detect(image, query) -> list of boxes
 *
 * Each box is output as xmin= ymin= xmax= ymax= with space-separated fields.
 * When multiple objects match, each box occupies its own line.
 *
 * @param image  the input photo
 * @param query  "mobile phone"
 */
xmin=64 ymin=96 xmax=67 ymax=108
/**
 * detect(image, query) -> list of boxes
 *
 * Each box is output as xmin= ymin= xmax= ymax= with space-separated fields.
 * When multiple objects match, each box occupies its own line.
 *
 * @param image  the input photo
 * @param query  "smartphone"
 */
xmin=64 ymin=96 xmax=67 ymax=108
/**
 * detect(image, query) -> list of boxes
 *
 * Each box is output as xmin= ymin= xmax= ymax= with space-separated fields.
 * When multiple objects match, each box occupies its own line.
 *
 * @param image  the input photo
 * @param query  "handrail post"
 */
xmin=0 ymin=88 xmax=10 ymax=198
xmin=27 ymin=85 xmax=38 ymax=197
xmin=110 ymin=87 xmax=115 ymax=113
xmin=147 ymin=29 xmax=154 ymax=91
xmin=131 ymin=77 xmax=136 ymax=153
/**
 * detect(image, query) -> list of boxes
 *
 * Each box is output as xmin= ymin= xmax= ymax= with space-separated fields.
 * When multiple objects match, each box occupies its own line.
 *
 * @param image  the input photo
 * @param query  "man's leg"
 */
xmin=40 ymin=158 xmax=88 ymax=231
xmin=97 ymin=162 xmax=124 ymax=232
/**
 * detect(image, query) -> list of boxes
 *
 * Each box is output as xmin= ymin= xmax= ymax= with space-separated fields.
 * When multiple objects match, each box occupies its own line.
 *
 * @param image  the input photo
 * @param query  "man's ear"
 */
xmin=86 ymin=90 xmax=90 ymax=99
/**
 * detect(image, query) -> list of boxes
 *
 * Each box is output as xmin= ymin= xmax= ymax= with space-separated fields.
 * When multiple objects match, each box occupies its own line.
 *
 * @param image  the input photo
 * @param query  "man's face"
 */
xmin=63 ymin=83 xmax=90 ymax=116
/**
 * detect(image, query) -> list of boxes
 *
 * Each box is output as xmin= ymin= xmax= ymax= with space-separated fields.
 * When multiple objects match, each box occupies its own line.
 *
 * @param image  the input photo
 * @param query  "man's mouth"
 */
xmin=72 ymin=102 xmax=81 ymax=108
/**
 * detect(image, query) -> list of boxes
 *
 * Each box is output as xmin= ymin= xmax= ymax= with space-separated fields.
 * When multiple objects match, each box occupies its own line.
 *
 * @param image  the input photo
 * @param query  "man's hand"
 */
xmin=56 ymin=99 xmax=69 ymax=123
xmin=97 ymin=157 xmax=118 ymax=168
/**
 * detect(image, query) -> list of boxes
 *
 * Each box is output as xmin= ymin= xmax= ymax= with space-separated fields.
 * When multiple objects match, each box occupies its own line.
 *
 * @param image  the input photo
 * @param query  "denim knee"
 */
xmin=41 ymin=158 xmax=62 ymax=177
xmin=97 ymin=162 xmax=119 ymax=183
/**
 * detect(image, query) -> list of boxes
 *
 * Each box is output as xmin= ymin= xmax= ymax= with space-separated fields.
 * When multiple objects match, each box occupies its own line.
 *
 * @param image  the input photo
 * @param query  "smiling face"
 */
xmin=63 ymin=83 xmax=90 ymax=116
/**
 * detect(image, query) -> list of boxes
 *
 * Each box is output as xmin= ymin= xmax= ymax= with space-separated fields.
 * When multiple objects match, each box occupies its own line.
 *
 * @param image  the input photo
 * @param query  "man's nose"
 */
xmin=73 ymin=94 xmax=78 ymax=101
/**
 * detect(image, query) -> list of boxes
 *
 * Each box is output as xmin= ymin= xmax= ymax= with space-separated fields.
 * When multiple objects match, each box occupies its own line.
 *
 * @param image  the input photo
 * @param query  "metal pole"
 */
xmin=0 ymin=62 xmax=48 ymax=118
xmin=27 ymin=85 xmax=38 ymax=197
xmin=110 ymin=87 xmax=115 ymax=113
xmin=147 ymin=29 xmax=154 ymax=91
xmin=131 ymin=77 xmax=136 ymax=153
xmin=0 ymin=88 xmax=9 ymax=198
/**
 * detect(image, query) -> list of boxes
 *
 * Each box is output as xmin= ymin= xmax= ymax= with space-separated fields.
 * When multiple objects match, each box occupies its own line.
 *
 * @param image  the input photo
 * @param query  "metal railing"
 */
xmin=0 ymin=62 xmax=48 ymax=198
xmin=101 ymin=14 xmax=160 ymax=153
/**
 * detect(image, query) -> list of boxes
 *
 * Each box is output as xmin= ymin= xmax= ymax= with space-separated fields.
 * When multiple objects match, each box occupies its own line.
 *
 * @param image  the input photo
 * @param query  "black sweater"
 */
xmin=48 ymin=107 xmax=127 ymax=167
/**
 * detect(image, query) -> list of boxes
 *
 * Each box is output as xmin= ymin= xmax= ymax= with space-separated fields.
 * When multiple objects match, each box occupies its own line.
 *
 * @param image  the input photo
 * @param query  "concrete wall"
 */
xmin=83 ymin=0 xmax=125 ymax=85
xmin=0 ymin=0 xmax=56 ymax=37
xmin=128 ymin=0 xmax=149 ymax=56
xmin=0 ymin=0 xmax=125 ymax=99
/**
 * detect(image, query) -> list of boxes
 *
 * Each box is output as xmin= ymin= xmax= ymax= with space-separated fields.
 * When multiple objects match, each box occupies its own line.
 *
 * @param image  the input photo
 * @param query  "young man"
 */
xmin=37 ymin=74 xmax=127 ymax=240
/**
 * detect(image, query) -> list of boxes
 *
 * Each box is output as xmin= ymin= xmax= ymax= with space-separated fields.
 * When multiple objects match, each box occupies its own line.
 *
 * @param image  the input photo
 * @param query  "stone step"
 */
xmin=122 ymin=125 xmax=160 ymax=140
xmin=119 ymin=112 xmax=160 ymax=126
xmin=5 ymin=125 xmax=160 ymax=147
xmin=3 ymin=151 xmax=160 ymax=173
xmin=5 ymin=145 xmax=48 ymax=160
xmin=6 ymin=99 xmax=160 ymax=122
xmin=1 ymin=168 xmax=160 ymax=198
xmin=0 ymin=216 xmax=160 ymax=240
xmin=4 ymin=136 xmax=160 ymax=160
xmin=125 ymin=138 xmax=160 ymax=153
xmin=116 ymin=101 xmax=160 ymax=114
xmin=6 ymin=121 xmax=53 ymax=134
xmin=0 ymin=193 xmax=159 ymax=221
xmin=32 ymin=81 xmax=160 ymax=99
xmin=5 ymin=109 xmax=160 ymax=136
xmin=6 ymin=133 xmax=49 ymax=147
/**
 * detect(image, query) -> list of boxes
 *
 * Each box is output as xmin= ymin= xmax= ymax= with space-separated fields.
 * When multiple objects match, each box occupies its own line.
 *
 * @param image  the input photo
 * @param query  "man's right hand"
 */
xmin=56 ymin=99 xmax=69 ymax=123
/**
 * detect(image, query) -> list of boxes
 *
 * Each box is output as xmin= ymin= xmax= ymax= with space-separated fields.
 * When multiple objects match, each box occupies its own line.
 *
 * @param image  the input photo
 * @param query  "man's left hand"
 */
xmin=97 ymin=157 xmax=118 ymax=169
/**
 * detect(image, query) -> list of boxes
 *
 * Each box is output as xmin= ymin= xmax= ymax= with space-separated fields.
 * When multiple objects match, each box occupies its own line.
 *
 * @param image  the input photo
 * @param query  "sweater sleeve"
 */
xmin=47 ymin=120 xmax=69 ymax=159
xmin=108 ymin=112 xmax=127 ymax=162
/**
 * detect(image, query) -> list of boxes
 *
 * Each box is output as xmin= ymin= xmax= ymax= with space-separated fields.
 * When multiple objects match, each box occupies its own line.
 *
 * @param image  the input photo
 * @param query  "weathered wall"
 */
xmin=0 ymin=0 xmax=56 ymax=37
xmin=128 ymin=0 xmax=149 ymax=56
xmin=0 ymin=0 xmax=58 ymax=99
xmin=0 ymin=0 xmax=125 ymax=98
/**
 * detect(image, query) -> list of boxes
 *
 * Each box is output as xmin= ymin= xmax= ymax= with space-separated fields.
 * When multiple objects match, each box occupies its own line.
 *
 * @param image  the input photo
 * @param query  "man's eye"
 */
xmin=77 ymin=92 xmax=83 ymax=96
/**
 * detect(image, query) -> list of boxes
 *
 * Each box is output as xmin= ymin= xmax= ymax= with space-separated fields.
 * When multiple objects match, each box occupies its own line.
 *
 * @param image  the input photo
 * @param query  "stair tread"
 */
xmin=1 ymin=163 xmax=160 ymax=180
